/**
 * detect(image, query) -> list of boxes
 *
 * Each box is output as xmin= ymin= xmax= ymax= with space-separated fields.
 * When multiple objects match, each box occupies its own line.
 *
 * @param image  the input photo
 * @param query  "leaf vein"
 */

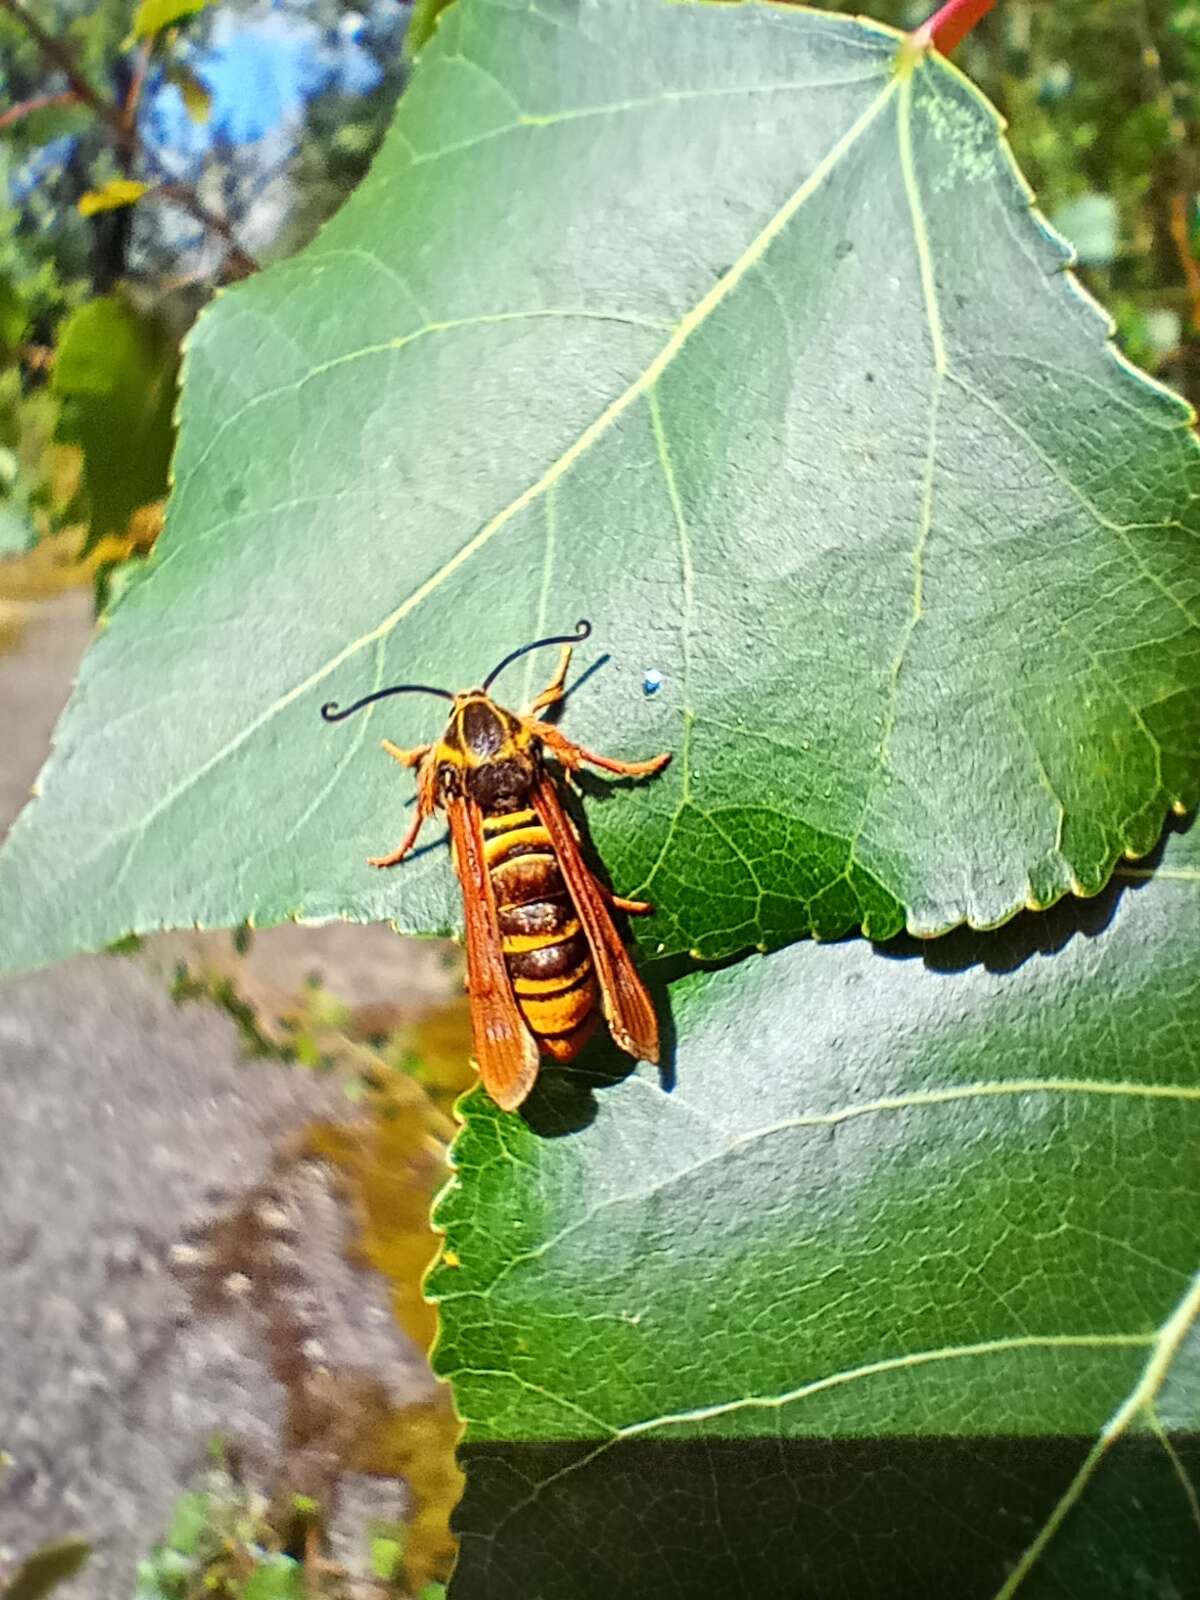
xmin=468 ymin=1331 xmax=1156 ymax=1547
xmin=1146 ymin=1405 xmax=1200 ymax=1535
xmin=439 ymin=1079 xmax=1200 ymax=1302
xmin=992 ymin=1268 xmax=1200 ymax=1598
xmin=404 ymin=69 xmax=893 ymax=169
xmin=178 ymin=308 xmax=671 ymax=492
xmin=946 ymin=369 xmax=1200 ymax=636
xmin=648 ymin=389 xmax=695 ymax=800
xmin=844 ymin=73 xmax=944 ymax=880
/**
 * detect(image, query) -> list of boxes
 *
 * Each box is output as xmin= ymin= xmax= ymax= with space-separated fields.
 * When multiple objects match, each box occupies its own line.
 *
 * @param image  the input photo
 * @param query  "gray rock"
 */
xmin=0 ymin=593 xmax=455 ymax=1595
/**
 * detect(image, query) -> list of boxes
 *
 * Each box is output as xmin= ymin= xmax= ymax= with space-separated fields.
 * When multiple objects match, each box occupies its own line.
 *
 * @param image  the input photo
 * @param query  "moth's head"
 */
xmin=450 ymin=692 xmax=523 ymax=762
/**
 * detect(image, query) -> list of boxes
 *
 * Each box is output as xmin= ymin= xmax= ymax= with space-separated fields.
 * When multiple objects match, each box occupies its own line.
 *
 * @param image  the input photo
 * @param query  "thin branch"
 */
xmin=120 ymin=39 xmax=153 ymax=146
xmin=0 ymin=0 xmax=126 ymax=138
xmin=1167 ymin=192 xmax=1200 ymax=332
xmin=1134 ymin=3 xmax=1200 ymax=331
xmin=0 ymin=0 xmax=258 ymax=278
xmin=0 ymin=87 xmax=78 ymax=130
xmin=152 ymin=183 xmax=259 ymax=279
xmin=908 ymin=0 xmax=1001 ymax=57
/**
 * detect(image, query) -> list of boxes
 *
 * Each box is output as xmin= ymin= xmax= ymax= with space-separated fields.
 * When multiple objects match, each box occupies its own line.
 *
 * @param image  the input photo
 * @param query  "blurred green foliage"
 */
xmin=52 ymin=291 xmax=176 ymax=545
xmin=404 ymin=0 xmax=454 ymax=59
xmin=133 ymin=1479 xmax=305 ymax=1600
xmin=0 ymin=0 xmax=407 ymax=593
xmin=130 ymin=1460 xmax=448 ymax=1598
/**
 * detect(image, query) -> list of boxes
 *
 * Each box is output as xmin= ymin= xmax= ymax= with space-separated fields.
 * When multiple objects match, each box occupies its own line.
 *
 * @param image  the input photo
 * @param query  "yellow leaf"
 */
xmin=131 ymin=0 xmax=211 ymax=40
xmin=306 ymin=1001 xmax=474 ymax=1593
xmin=178 ymin=72 xmax=212 ymax=123
xmin=365 ymin=1393 xmax=464 ymax=1592
xmin=77 ymin=180 xmax=149 ymax=217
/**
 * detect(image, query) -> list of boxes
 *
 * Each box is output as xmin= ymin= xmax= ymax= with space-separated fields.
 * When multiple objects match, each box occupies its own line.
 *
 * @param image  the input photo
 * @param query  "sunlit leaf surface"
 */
xmin=1 ymin=1 xmax=1198 ymax=976
xmin=430 ymin=820 xmax=1200 ymax=1597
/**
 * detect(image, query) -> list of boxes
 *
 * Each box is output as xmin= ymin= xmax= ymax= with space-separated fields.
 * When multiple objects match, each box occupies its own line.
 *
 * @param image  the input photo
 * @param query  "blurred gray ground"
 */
xmin=0 ymin=593 xmax=453 ymax=1595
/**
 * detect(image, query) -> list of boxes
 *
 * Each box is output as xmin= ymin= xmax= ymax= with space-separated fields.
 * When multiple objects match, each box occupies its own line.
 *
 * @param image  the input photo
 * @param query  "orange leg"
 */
xmin=381 ymin=738 xmax=430 ymax=768
xmin=609 ymin=892 xmax=653 ymax=915
xmin=525 ymin=643 xmax=574 ymax=718
xmin=369 ymin=753 xmax=437 ymax=867
xmin=537 ymin=721 xmax=672 ymax=779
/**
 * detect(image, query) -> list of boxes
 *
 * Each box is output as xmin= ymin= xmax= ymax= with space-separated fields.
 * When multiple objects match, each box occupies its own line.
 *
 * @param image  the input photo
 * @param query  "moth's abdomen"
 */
xmin=483 ymin=808 xmax=598 ymax=1059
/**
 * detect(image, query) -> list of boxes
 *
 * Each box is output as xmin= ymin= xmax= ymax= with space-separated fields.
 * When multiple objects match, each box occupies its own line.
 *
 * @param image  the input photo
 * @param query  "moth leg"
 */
xmin=525 ymin=643 xmax=574 ymax=718
xmin=607 ymin=891 xmax=654 ymax=915
xmin=538 ymin=722 xmax=672 ymax=779
xmin=381 ymin=739 xmax=430 ymax=768
xmin=369 ymin=756 xmax=437 ymax=868
xmin=368 ymin=805 xmax=429 ymax=868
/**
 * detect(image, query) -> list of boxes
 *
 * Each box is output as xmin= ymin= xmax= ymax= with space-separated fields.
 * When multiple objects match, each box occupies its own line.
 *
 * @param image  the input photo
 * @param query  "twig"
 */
xmin=1167 ymin=193 xmax=1200 ymax=332
xmin=1133 ymin=3 xmax=1200 ymax=333
xmin=152 ymin=183 xmax=259 ymax=279
xmin=907 ymin=0 xmax=1001 ymax=57
xmin=0 ymin=88 xmax=78 ymax=130
xmin=0 ymin=0 xmax=126 ymax=137
xmin=120 ymin=39 xmax=153 ymax=146
xmin=0 ymin=0 xmax=258 ymax=278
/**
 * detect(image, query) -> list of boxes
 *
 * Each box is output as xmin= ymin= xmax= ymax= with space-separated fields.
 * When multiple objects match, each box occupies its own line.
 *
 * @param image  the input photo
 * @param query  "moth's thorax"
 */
xmin=436 ymin=691 xmax=538 ymax=813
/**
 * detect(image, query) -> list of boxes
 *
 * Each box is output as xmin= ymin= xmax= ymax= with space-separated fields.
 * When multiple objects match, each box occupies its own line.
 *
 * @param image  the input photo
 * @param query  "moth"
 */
xmin=321 ymin=621 xmax=670 ymax=1110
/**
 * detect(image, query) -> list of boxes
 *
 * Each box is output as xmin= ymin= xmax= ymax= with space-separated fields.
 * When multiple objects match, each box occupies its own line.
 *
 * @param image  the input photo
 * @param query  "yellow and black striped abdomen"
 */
xmin=482 ymin=808 xmax=598 ymax=1059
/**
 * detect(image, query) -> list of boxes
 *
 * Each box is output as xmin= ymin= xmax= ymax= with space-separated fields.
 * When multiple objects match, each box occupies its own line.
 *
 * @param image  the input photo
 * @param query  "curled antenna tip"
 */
xmin=319 ymin=681 xmax=455 ymax=723
xmin=482 ymin=618 xmax=597 ymax=692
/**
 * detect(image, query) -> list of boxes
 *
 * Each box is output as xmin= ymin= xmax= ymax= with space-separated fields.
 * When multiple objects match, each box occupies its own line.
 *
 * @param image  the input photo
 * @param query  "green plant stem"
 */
xmin=0 ymin=0 xmax=258 ymax=279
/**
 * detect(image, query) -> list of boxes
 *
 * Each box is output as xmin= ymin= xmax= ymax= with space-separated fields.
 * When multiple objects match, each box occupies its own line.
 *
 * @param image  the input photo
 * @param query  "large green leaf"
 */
xmin=429 ymin=818 xmax=1200 ymax=1596
xmin=0 ymin=0 xmax=1198 ymax=977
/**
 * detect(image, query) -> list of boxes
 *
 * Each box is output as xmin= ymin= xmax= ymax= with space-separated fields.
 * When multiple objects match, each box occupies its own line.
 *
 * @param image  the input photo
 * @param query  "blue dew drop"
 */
xmin=642 ymin=668 xmax=663 ymax=698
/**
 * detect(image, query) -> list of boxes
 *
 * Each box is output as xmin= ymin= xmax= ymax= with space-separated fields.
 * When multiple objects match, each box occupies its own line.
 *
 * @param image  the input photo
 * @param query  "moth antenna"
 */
xmin=482 ymin=619 xmax=592 ymax=692
xmin=321 ymin=683 xmax=454 ymax=722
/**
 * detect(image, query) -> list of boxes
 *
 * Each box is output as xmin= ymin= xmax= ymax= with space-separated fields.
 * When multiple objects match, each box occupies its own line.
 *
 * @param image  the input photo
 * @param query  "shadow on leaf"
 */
xmin=876 ymin=810 xmax=1194 ymax=977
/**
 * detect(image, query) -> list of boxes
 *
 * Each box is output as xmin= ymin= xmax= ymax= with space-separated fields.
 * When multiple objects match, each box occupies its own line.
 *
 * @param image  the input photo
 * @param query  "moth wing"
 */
xmin=531 ymin=774 xmax=660 ymax=1064
xmin=446 ymin=793 xmax=540 ymax=1110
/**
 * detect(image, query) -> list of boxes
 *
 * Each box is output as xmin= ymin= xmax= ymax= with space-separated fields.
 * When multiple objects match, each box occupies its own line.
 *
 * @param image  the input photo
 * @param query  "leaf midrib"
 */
xmin=449 ymin=1273 xmax=1200 ymax=1597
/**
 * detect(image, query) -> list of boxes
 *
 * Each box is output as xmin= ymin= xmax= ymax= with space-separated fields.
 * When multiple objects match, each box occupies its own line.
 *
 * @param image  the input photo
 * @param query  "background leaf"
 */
xmin=51 ymin=294 xmax=178 ymax=551
xmin=0 ymin=0 xmax=1198 ymax=981
xmin=306 ymin=1007 xmax=473 ymax=1594
xmin=130 ymin=0 xmax=213 ymax=42
xmin=0 ymin=465 xmax=37 ymax=558
xmin=163 ymin=60 xmax=213 ymax=123
xmin=1 ymin=1537 xmax=91 ymax=1600
xmin=0 ymin=275 xmax=28 ymax=367
xmin=76 ymin=178 xmax=151 ymax=217
xmin=429 ymin=819 xmax=1200 ymax=1597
